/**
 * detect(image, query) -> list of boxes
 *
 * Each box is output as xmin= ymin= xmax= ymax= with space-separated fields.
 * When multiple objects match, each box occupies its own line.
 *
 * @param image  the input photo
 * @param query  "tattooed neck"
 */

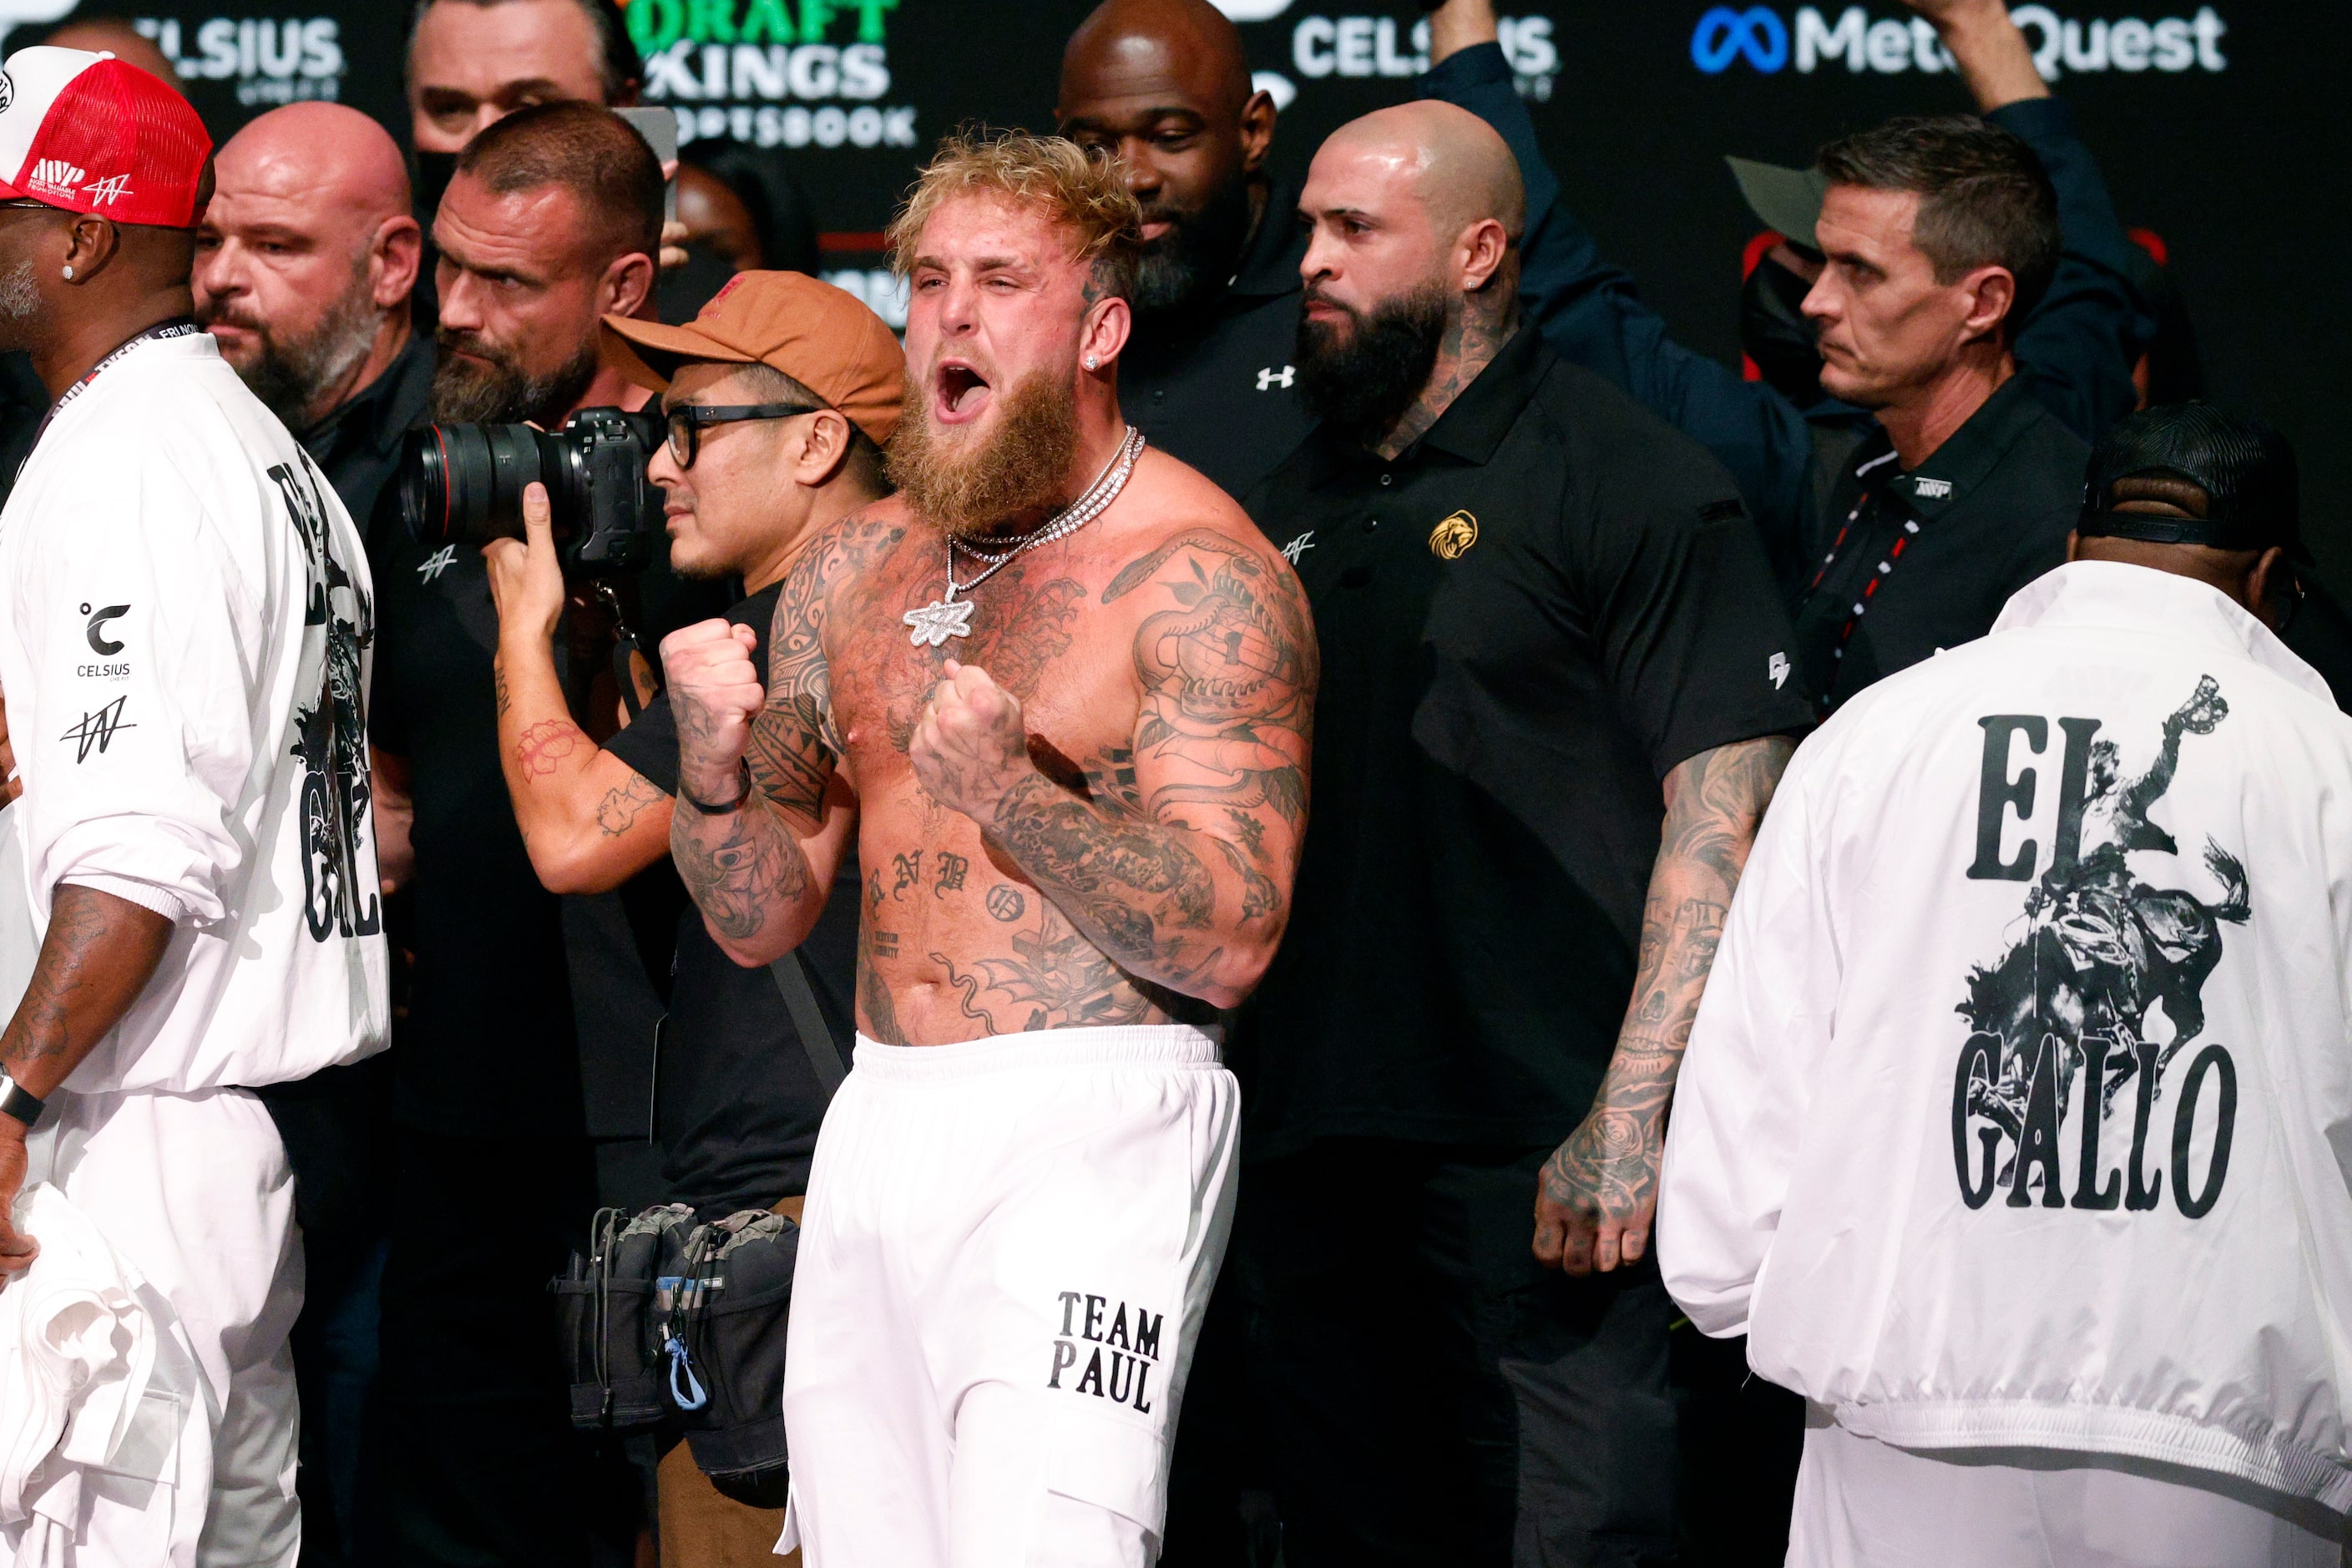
xmin=1375 ymin=294 xmax=1518 ymax=462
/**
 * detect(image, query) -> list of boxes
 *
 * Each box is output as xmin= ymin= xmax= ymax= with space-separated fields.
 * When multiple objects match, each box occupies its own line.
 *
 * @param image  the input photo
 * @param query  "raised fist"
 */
xmin=662 ymin=618 xmax=763 ymax=803
xmin=910 ymin=660 xmax=1032 ymax=822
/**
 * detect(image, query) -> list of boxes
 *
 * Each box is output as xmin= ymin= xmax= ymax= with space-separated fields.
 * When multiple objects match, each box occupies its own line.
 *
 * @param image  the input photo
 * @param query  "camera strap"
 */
xmin=589 ymin=581 xmax=652 ymax=723
xmin=768 ymin=951 xmax=847 ymax=1098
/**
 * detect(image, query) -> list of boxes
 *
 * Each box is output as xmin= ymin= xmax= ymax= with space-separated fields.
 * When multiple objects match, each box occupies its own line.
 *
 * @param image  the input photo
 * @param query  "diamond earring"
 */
xmin=1084 ymin=355 xmax=1098 ymax=370
xmin=61 ymin=266 xmax=73 ymax=280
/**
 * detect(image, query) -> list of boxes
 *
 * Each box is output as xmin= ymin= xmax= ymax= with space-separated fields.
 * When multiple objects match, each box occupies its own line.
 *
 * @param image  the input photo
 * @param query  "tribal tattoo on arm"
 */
xmin=670 ymin=521 xmax=886 ymax=958
xmin=983 ymin=531 xmax=1317 ymax=1007
xmin=1534 ymin=734 xmax=1797 ymax=1274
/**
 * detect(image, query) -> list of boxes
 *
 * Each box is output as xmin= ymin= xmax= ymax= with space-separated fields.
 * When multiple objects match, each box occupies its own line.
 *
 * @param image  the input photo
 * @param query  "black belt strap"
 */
xmin=768 ymin=951 xmax=847 ymax=1097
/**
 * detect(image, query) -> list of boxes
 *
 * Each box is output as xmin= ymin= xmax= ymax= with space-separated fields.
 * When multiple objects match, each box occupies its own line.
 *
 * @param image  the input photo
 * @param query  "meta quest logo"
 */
xmin=1690 ymin=4 xmax=2228 ymax=78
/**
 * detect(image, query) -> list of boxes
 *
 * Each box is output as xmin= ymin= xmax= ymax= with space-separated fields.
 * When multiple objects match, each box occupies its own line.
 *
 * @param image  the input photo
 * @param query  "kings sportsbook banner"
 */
xmin=3 ymin=0 xmax=2340 ymax=577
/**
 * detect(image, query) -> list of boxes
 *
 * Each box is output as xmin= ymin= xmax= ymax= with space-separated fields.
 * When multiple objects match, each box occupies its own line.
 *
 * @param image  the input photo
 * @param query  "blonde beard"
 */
xmin=884 ymin=367 xmax=1079 ymax=539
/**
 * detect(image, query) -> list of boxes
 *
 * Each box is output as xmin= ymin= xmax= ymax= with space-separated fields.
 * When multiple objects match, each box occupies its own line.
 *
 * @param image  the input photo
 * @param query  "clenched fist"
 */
xmin=662 ymin=618 xmax=763 ymax=804
xmin=910 ymin=660 xmax=1033 ymax=822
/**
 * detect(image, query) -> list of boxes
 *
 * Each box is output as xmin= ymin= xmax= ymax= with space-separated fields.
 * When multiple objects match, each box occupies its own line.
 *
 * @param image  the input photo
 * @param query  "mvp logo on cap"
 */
xmin=0 ymin=46 xmax=210 ymax=228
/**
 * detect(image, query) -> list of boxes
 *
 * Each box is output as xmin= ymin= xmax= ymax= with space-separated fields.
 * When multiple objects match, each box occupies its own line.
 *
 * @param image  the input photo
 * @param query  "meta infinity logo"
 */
xmin=1692 ymin=4 xmax=2229 ymax=77
xmin=1692 ymin=6 xmax=1788 ymax=71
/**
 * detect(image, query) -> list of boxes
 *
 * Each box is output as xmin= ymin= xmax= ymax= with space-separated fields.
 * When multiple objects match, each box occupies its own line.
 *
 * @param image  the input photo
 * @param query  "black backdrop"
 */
xmin=20 ymin=1 xmax=2349 ymax=580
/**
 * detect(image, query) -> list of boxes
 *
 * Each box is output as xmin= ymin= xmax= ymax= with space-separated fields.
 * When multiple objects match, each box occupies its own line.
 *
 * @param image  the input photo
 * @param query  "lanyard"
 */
xmin=1807 ymin=448 xmax=1921 ymax=669
xmin=27 ymin=318 xmax=203 ymax=457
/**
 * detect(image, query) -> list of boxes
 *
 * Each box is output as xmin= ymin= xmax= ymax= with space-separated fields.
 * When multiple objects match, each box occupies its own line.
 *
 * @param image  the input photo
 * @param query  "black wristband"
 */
xmin=0 ymin=1072 xmax=44 ymax=1130
xmin=680 ymin=761 xmax=753 ymax=816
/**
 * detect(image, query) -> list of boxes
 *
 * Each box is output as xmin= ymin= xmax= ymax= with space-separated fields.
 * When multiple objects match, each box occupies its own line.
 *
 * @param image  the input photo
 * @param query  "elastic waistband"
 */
xmin=851 ymin=1024 xmax=1223 ymax=1082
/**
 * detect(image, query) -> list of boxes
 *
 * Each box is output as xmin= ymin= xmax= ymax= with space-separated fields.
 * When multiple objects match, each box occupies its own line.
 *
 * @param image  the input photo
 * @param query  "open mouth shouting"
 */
xmin=933 ymin=358 xmax=994 ymax=426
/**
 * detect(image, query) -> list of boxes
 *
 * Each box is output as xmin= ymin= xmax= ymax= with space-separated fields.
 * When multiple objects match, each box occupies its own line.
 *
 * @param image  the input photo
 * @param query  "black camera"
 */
xmin=392 ymin=406 xmax=665 ymax=575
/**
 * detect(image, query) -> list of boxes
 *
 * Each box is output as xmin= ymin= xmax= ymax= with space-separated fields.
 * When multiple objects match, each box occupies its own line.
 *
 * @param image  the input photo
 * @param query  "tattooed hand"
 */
xmin=662 ymin=619 xmax=765 ymax=802
xmin=909 ymin=660 xmax=1035 ymax=822
xmin=1532 ymin=735 xmax=1795 ymax=1275
xmin=0 ymin=1127 xmax=30 ymax=1271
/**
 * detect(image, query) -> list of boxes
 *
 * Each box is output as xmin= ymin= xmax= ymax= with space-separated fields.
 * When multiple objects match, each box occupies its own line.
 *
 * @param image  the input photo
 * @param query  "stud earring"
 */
xmin=61 ymin=265 xmax=73 ymax=280
xmin=1084 ymin=354 xmax=1098 ymax=370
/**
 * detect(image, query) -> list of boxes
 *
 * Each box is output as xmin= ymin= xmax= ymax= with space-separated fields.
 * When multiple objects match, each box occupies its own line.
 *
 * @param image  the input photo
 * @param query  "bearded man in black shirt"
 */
xmin=1237 ymin=104 xmax=1814 ymax=1565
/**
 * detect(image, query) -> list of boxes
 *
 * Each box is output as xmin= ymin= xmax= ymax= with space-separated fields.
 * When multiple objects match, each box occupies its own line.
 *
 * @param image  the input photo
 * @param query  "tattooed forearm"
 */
xmin=989 ymin=769 xmax=1222 ymax=984
xmin=0 ymin=884 xmax=172 ymax=1096
xmin=671 ymin=797 xmax=815 ymax=950
xmin=515 ymin=718 xmax=586 ymax=779
xmin=1540 ymin=734 xmax=1796 ymax=1250
xmin=594 ymin=772 xmax=666 ymax=837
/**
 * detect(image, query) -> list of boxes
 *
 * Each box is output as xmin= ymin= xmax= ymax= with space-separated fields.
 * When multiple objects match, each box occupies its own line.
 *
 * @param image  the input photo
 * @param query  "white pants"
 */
xmin=1790 ymin=1416 xmax=2349 ymax=1567
xmin=18 ymin=1089 xmax=301 ymax=1567
xmin=779 ymin=1025 xmax=1239 ymax=1568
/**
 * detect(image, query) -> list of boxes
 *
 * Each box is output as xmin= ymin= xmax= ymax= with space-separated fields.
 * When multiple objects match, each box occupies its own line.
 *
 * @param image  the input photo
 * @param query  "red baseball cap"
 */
xmin=0 ymin=47 xmax=210 ymax=228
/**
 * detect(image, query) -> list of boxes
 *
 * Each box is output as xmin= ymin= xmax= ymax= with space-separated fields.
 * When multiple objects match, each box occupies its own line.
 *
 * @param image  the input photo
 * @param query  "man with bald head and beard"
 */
xmin=1058 ymin=0 xmax=1479 ymax=503
xmin=197 ymin=102 xmax=429 ymax=550
xmin=1234 ymin=105 xmax=1813 ymax=1565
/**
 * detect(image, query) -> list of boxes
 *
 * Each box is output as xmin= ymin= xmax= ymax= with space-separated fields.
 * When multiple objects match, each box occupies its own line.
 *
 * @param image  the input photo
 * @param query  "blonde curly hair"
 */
xmin=887 ymin=129 xmax=1145 ymax=301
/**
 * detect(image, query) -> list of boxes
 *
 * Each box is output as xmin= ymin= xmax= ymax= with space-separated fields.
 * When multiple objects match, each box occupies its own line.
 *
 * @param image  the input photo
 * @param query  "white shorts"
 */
xmin=13 ymin=1088 xmax=301 ymax=1568
xmin=1790 ymin=1414 xmax=2348 ymax=1567
xmin=778 ymin=1024 xmax=1239 ymax=1568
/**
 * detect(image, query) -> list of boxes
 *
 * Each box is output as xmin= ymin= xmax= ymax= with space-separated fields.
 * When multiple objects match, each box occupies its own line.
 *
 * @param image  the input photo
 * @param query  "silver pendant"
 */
xmin=903 ymin=598 xmax=977 ymax=647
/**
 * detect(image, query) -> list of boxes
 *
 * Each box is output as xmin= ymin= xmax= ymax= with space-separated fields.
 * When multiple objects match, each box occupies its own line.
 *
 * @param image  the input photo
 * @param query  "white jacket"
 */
xmin=0 ymin=1182 xmax=206 ymax=1568
xmin=1660 ymin=560 xmax=2352 ymax=1512
xmin=0 ymin=329 xmax=387 ymax=1091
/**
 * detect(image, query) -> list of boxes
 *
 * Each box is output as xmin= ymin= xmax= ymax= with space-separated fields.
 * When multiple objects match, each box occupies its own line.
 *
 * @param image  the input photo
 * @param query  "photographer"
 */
xmin=480 ymin=271 xmax=898 ymax=1560
xmin=367 ymin=99 xmax=720 ymax=1565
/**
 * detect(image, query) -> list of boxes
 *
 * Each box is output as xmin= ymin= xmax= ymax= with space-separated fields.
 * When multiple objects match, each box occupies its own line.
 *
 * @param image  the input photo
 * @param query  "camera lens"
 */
xmin=394 ymin=422 xmax=556 ymax=549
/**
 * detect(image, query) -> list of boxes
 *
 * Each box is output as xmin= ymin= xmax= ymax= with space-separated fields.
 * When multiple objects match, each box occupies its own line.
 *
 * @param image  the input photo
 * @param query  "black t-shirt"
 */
xmin=605 ymin=584 xmax=857 ymax=1216
xmin=1121 ymin=184 xmax=1318 ymax=503
xmin=370 ymin=509 xmax=729 ymax=1139
xmin=1237 ymin=329 xmax=1813 ymax=1157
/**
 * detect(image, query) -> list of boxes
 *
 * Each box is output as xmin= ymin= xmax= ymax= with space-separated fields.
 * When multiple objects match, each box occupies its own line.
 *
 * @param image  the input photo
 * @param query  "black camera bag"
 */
xmin=553 ymin=1201 xmax=698 ymax=1431
xmin=662 ymin=1209 xmax=802 ymax=1506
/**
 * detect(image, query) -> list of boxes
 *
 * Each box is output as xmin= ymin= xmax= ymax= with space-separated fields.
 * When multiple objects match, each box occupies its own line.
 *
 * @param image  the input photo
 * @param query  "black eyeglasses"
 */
xmin=665 ymin=401 xmax=825 ymax=468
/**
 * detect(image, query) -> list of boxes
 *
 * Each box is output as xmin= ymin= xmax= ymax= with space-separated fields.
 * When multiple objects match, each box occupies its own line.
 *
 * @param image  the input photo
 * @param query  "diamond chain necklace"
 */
xmin=902 ymin=425 xmax=1146 ymax=647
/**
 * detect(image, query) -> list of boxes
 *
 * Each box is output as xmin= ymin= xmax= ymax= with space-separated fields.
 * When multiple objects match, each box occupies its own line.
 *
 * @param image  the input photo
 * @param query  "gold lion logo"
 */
xmin=1429 ymin=510 xmax=1478 ymax=560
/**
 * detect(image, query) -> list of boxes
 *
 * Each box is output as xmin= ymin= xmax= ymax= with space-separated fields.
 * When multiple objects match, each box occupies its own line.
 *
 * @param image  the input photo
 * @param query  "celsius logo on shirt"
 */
xmin=1047 ymin=1291 xmax=1163 ymax=1414
xmin=82 ymin=602 xmax=129 ymax=655
xmin=1951 ymin=676 xmax=2243 ymax=1219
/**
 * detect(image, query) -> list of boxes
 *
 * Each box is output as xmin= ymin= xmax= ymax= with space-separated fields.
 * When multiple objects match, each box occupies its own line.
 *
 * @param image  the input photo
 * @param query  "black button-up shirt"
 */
xmin=1237 ymin=328 xmax=1814 ymax=1156
xmin=1120 ymin=182 xmax=1317 ymax=503
xmin=301 ymin=329 xmax=436 ymax=555
xmin=1791 ymin=375 xmax=2088 ymax=713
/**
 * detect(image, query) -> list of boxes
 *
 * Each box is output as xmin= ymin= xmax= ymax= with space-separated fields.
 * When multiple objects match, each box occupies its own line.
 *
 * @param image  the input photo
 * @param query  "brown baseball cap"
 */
xmin=601 ymin=270 xmax=906 ymax=447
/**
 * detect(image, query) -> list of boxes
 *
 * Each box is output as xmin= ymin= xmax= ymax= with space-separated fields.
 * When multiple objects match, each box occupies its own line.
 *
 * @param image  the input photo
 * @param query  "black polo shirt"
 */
xmin=1120 ymin=182 xmax=1317 ymax=503
xmin=301 ymin=331 xmax=434 ymax=554
xmin=1790 ymin=375 xmax=2087 ymax=713
xmin=1237 ymin=328 xmax=1813 ymax=1156
xmin=605 ymin=584 xmax=857 ymax=1216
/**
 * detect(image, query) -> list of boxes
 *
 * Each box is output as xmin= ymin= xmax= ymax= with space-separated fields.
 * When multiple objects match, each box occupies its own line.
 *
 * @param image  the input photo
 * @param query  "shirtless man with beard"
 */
xmin=659 ymin=132 xmax=1316 ymax=1566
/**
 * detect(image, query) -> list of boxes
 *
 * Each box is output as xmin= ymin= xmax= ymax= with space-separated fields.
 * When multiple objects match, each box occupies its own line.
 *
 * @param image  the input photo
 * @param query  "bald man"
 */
xmin=195 ymin=102 xmax=429 ymax=544
xmin=1229 ymin=104 xmax=1812 ymax=1565
xmin=1060 ymin=0 xmax=1547 ymax=503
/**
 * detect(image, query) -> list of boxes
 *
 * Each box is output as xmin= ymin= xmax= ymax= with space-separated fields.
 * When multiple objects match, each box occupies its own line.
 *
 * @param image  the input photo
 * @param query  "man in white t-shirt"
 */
xmin=0 ymin=48 xmax=387 ymax=1567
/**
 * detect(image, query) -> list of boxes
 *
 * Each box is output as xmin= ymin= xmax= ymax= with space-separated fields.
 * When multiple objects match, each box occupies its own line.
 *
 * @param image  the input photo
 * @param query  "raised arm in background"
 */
xmin=1532 ymin=733 xmax=1795 ymax=1274
xmin=1420 ymin=0 xmax=2150 ymax=558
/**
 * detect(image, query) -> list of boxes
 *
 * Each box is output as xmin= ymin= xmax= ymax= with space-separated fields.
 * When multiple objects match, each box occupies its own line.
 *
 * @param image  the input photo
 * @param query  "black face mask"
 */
xmin=1741 ymin=253 xmax=1824 ymax=407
